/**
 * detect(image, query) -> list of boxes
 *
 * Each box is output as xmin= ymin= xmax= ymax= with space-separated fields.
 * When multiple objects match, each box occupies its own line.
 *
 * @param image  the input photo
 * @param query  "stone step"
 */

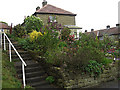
xmin=35 ymin=84 xmax=53 ymax=88
xmin=12 ymin=56 xmax=31 ymax=61
xmin=11 ymin=50 xmax=28 ymax=55
xmin=14 ymin=60 xmax=37 ymax=67
xmin=26 ymin=75 xmax=47 ymax=84
xmin=30 ymin=80 xmax=49 ymax=87
xmin=11 ymin=53 xmax=30 ymax=58
xmin=15 ymin=62 xmax=40 ymax=69
xmin=17 ymin=65 xmax=43 ymax=74
xmin=18 ymin=70 xmax=46 ymax=79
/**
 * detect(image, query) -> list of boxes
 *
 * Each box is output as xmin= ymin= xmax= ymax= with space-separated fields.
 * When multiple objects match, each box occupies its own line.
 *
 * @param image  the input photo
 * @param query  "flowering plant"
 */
xmin=67 ymin=35 xmax=75 ymax=43
xmin=29 ymin=30 xmax=45 ymax=42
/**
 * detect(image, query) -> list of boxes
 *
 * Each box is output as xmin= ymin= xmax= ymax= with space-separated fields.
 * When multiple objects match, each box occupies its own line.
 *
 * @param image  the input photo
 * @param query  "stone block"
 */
xmin=103 ymin=70 xmax=110 ymax=74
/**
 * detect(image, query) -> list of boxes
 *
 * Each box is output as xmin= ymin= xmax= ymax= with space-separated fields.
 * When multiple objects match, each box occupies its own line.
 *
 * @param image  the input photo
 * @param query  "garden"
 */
xmin=7 ymin=15 xmax=120 ymax=88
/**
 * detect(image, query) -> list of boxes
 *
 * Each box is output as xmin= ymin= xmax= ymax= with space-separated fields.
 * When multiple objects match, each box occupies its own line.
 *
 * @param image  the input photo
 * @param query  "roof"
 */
xmin=64 ymin=25 xmax=82 ymax=29
xmin=0 ymin=22 xmax=10 ymax=29
xmin=34 ymin=4 xmax=76 ymax=16
xmin=85 ymin=27 xmax=120 ymax=37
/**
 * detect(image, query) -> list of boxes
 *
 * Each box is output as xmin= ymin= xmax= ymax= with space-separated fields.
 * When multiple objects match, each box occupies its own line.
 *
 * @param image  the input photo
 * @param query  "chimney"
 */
xmin=116 ymin=24 xmax=120 ymax=28
xmin=36 ymin=6 xmax=40 ymax=11
xmin=91 ymin=29 xmax=94 ymax=32
xmin=106 ymin=25 xmax=110 ymax=29
xmin=42 ymin=0 xmax=47 ymax=7
xmin=85 ymin=30 xmax=87 ymax=32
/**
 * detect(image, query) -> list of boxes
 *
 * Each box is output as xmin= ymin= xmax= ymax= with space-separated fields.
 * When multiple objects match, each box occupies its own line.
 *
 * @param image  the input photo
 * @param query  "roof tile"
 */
xmin=35 ymin=4 xmax=76 ymax=16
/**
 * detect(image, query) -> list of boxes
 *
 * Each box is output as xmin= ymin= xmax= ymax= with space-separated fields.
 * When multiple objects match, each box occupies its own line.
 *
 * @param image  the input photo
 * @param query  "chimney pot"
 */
xmin=91 ymin=29 xmax=94 ymax=32
xmin=106 ymin=25 xmax=110 ymax=29
xmin=36 ymin=6 xmax=40 ymax=11
xmin=42 ymin=0 xmax=47 ymax=7
xmin=85 ymin=30 xmax=87 ymax=32
xmin=116 ymin=24 xmax=120 ymax=27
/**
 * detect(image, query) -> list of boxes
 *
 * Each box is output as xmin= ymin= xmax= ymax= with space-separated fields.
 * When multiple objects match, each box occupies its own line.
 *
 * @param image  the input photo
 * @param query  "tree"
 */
xmin=13 ymin=24 xmax=26 ymax=38
xmin=24 ymin=15 xmax=43 ymax=33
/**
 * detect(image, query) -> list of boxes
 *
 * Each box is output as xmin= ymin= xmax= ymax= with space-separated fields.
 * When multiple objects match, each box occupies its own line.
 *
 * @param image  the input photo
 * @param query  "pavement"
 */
xmin=92 ymin=80 xmax=120 ymax=88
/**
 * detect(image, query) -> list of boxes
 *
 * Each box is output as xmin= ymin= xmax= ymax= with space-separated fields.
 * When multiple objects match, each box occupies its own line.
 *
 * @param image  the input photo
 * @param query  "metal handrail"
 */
xmin=3 ymin=32 xmax=27 ymax=88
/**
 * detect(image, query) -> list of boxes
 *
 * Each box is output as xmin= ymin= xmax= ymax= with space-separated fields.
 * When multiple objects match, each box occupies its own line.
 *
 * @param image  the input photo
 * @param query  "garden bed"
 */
xmin=36 ymin=56 xmax=119 ymax=88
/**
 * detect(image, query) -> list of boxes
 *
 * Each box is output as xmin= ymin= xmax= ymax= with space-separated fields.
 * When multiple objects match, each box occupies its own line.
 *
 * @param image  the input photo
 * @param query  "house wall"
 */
xmin=36 ymin=14 xmax=76 ymax=25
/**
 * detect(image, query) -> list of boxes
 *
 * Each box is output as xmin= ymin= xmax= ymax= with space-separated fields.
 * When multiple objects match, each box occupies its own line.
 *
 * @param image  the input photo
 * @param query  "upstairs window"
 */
xmin=48 ymin=16 xmax=57 ymax=23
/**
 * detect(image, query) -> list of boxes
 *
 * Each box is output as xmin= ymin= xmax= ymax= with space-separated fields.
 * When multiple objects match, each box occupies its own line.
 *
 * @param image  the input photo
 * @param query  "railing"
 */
xmin=2 ymin=32 xmax=27 ymax=88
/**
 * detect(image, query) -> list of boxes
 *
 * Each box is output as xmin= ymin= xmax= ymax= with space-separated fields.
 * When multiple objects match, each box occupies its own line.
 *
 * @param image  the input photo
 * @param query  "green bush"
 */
xmin=17 ymin=38 xmax=29 ymax=50
xmin=24 ymin=15 xmax=43 ymax=33
xmin=101 ymin=58 xmax=113 ymax=66
xmin=46 ymin=76 xmax=55 ymax=83
xmin=13 ymin=24 xmax=26 ymax=38
xmin=84 ymin=60 xmax=104 ymax=77
xmin=61 ymin=28 xmax=71 ymax=41
xmin=44 ymin=48 xmax=64 ymax=66
xmin=25 ymin=85 xmax=34 ymax=89
xmin=64 ymin=46 xmax=105 ymax=71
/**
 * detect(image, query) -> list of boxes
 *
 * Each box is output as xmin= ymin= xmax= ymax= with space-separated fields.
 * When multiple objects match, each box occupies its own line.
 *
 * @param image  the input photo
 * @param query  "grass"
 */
xmin=2 ymin=51 xmax=34 ymax=89
xmin=2 ymin=52 xmax=22 ymax=88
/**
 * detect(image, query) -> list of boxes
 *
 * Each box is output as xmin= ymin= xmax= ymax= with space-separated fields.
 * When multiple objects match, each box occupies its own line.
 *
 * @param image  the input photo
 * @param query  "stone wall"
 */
xmin=47 ymin=64 xmax=119 ymax=88
xmin=36 ymin=14 xmax=76 ymax=25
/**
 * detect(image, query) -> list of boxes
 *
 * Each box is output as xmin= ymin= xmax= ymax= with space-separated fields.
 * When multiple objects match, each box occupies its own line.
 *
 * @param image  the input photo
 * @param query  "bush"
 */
xmin=101 ymin=58 xmax=113 ymax=66
xmin=64 ymin=46 xmax=105 ymax=71
xmin=84 ymin=60 xmax=104 ymax=77
xmin=44 ymin=48 xmax=64 ymax=66
xmin=61 ymin=28 xmax=71 ymax=41
xmin=46 ymin=76 xmax=55 ymax=83
xmin=24 ymin=15 xmax=43 ymax=33
xmin=13 ymin=24 xmax=26 ymax=38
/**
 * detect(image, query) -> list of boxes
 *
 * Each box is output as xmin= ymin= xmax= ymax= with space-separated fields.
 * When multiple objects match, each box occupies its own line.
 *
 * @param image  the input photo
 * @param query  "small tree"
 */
xmin=13 ymin=24 xmax=26 ymax=38
xmin=24 ymin=15 xmax=43 ymax=33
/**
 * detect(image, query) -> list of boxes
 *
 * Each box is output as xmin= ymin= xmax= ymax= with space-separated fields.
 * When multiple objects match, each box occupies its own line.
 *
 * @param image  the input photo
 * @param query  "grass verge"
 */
xmin=2 ymin=51 xmax=22 ymax=88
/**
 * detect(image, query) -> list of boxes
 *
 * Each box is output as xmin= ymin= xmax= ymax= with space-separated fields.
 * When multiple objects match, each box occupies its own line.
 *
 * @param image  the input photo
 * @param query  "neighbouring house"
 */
xmin=0 ymin=22 xmax=10 ymax=33
xmin=84 ymin=24 xmax=120 ymax=41
xmin=33 ymin=0 xmax=82 ymax=39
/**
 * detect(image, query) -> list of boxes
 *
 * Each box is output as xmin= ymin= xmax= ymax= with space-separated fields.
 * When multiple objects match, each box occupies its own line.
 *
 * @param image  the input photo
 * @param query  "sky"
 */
xmin=0 ymin=0 xmax=120 ymax=32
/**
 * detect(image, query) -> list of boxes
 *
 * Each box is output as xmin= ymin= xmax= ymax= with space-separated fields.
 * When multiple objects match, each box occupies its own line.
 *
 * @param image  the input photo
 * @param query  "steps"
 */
xmin=2 ymin=36 xmax=54 ymax=88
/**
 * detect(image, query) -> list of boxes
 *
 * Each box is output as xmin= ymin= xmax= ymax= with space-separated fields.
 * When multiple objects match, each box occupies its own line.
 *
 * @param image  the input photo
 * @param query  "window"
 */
xmin=48 ymin=16 xmax=57 ymax=23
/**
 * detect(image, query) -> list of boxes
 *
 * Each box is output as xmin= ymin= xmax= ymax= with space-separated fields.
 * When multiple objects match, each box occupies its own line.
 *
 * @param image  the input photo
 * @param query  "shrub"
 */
xmin=25 ymin=85 xmax=34 ymax=89
xmin=46 ymin=76 xmax=55 ymax=83
xmin=44 ymin=47 xmax=64 ymax=66
xmin=17 ymin=38 xmax=29 ymax=50
xmin=64 ymin=46 xmax=105 ymax=71
xmin=61 ymin=28 xmax=71 ymax=41
xmin=24 ymin=15 xmax=43 ymax=33
xmin=101 ymin=58 xmax=113 ymax=66
xmin=84 ymin=60 xmax=104 ymax=77
xmin=13 ymin=24 xmax=26 ymax=38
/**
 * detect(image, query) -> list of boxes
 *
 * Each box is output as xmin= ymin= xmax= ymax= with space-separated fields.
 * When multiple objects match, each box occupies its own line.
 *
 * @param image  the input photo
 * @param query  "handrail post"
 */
xmin=9 ymin=43 xmax=12 ymax=62
xmin=22 ymin=63 xmax=26 ymax=88
xmin=4 ymin=33 xmax=6 ymax=50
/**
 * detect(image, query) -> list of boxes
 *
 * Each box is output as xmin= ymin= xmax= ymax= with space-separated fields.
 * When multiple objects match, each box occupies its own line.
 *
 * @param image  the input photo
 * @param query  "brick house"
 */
xmin=0 ymin=22 xmax=10 ymax=33
xmin=84 ymin=24 xmax=120 ymax=41
xmin=33 ymin=0 xmax=82 ymax=39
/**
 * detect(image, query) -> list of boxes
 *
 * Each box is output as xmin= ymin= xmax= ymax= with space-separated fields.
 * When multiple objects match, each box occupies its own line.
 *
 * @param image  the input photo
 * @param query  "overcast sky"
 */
xmin=0 ymin=0 xmax=119 ymax=32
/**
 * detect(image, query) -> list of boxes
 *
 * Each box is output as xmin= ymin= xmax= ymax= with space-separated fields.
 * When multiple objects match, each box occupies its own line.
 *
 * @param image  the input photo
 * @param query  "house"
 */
xmin=33 ymin=0 xmax=82 ymax=39
xmin=0 ymin=22 xmax=10 ymax=33
xmin=84 ymin=24 xmax=120 ymax=41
